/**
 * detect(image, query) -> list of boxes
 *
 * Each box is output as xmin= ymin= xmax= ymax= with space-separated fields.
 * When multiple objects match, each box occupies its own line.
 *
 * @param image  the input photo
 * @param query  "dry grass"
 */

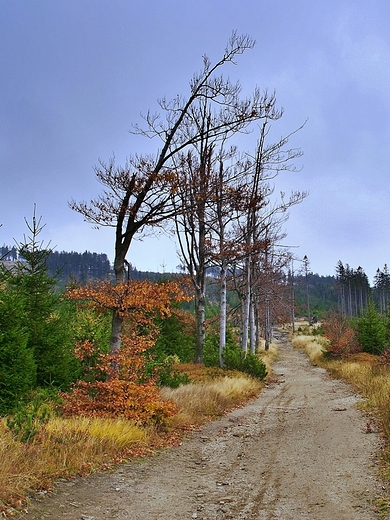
xmin=0 ymin=361 xmax=271 ymax=515
xmin=258 ymin=342 xmax=278 ymax=374
xmin=45 ymin=416 xmax=147 ymax=451
xmin=291 ymin=334 xmax=328 ymax=365
xmin=173 ymin=363 xmax=243 ymax=382
xmin=325 ymin=358 xmax=390 ymax=418
xmin=292 ymin=332 xmax=390 ymax=487
xmin=161 ymin=375 xmax=263 ymax=427
xmin=0 ymin=417 xmax=148 ymax=514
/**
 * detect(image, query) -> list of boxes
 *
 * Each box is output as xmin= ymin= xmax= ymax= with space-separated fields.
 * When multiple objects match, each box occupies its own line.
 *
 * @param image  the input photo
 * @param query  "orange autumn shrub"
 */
xmin=60 ymin=379 xmax=177 ymax=426
xmin=62 ymin=279 xmax=192 ymax=425
xmin=323 ymin=310 xmax=361 ymax=357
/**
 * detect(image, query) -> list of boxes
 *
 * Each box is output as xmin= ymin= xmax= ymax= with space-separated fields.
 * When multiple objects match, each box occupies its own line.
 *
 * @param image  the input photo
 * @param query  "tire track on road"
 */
xmin=20 ymin=334 xmax=387 ymax=520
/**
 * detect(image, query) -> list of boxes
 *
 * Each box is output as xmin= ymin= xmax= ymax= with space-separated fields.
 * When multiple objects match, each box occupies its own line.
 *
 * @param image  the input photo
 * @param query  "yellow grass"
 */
xmin=292 ymin=332 xmax=390 ymax=487
xmin=0 ymin=417 xmax=148 ymax=514
xmin=45 ymin=416 xmax=147 ymax=450
xmin=258 ymin=342 xmax=278 ymax=374
xmin=0 ymin=361 xmax=272 ymax=514
xmin=291 ymin=334 xmax=328 ymax=365
xmin=161 ymin=375 xmax=263 ymax=427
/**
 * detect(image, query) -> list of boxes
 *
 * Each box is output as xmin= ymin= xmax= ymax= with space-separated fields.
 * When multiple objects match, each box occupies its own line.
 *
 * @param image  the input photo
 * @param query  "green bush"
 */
xmin=6 ymin=390 xmax=52 ymax=442
xmin=143 ymin=355 xmax=190 ymax=388
xmin=0 ymin=290 xmax=36 ymax=415
xmin=357 ymin=300 xmax=388 ymax=355
xmin=221 ymin=341 xmax=243 ymax=370
xmin=241 ymin=353 xmax=268 ymax=380
xmin=203 ymin=332 xmax=220 ymax=367
xmin=312 ymin=324 xmax=325 ymax=336
xmin=223 ymin=343 xmax=267 ymax=380
xmin=204 ymin=329 xmax=267 ymax=380
xmin=153 ymin=312 xmax=195 ymax=363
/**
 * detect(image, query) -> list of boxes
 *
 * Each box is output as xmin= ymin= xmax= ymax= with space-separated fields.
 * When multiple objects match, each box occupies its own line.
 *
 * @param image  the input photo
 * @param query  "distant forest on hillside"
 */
xmin=1 ymin=245 xmax=340 ymax=318
xmin=4 ymin=246 xmax=390 ymax=320
xmin=1 ymin=247 xmax=176 ymax=285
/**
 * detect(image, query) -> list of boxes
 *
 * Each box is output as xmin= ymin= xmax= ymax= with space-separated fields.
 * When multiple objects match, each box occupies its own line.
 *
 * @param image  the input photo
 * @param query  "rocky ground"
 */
xmin=18 ymin=333 xmax=389 ymax=519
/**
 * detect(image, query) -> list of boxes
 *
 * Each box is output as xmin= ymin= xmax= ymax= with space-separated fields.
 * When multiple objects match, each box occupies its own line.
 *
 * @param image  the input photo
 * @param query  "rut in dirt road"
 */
xmin=20 ymin=334 xmax=388 ymax=520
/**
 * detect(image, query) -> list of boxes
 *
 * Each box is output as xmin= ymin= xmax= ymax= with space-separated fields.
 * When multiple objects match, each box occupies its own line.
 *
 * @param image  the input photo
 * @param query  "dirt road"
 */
xmin=20 ymin=334 xmax=388 ymax=519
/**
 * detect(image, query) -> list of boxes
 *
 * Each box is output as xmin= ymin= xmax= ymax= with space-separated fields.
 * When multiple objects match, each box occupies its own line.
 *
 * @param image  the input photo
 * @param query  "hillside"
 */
xmin=2 ymin=246 xmax=340 ymax=317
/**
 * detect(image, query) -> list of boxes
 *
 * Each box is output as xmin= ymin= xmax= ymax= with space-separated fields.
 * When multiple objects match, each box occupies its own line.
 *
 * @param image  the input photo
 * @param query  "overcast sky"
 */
xmin=1 ymin=1 xmax=390 ymax=281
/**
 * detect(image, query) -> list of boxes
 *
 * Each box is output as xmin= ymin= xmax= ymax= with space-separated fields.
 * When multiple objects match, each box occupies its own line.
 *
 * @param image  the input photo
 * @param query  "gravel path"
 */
xmin=19 ymin=333 xmax=388 ymax=519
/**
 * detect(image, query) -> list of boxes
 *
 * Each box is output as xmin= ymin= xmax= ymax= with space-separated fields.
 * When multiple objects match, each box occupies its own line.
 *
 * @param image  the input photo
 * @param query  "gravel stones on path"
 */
xmin=19 ymin=334 xmax=388 ymax=519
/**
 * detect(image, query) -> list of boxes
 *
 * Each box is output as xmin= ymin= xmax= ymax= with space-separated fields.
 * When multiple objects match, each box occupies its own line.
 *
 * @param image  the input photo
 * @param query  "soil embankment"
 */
xmin=20 ymin=333 xmax=388 ymax=519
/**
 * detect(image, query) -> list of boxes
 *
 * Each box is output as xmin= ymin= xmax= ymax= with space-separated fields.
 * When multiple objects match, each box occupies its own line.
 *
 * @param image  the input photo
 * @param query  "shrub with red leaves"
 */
xmin=323 ymin=311 xmax=361 ymax=357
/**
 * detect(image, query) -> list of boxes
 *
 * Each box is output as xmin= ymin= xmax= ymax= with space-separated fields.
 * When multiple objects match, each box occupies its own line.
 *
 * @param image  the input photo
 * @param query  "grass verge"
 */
xmin=161 ymin=374 xmax=263 ymax=428
xmin=291 ymin=334 xmax=328 ymax=365
xmin=292 ymin=331 xmax=390 ymax=510
xmin=0 ymin=417 xmax=149 ymax=515
xmin=0 ymin=353 xmax=273 ymax=516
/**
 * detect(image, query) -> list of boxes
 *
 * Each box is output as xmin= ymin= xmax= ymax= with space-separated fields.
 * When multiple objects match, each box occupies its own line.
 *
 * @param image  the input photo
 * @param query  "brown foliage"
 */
xmin=60 ymin=379 xmax=177 ymax=426
xmin=65 ymin=279 xmax=191 ymax=320
xmin=323 ymin=311 xmax=361 ymax=357
xmin=62 ymin=279 xmax=191 ymax=425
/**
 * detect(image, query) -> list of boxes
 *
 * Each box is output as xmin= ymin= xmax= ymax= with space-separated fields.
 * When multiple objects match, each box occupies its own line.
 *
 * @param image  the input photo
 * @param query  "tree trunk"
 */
xmin=109 ymin=247 xmax=127 ymax=372
xmin=240 ymin=257 xmax=251 ymax=354
xmin=194 ymin=290 xmax=206 ymax=364
xmin=249 ymin=297 xmax=256 ymax=354
xmin=109 ymin=310 xmax=122 ymax=377
xmin=265 ymin=297 xmax=271 ymax=351
xmin=219 ymin=263 xmax=227 ymax=367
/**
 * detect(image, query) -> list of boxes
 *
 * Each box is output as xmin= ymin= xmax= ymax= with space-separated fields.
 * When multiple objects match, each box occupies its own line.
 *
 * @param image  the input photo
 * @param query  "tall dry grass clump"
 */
xmin=258 ymin=342 xmax=278 ymax=374
xmin=161 ymin=375 xmax=262 ymax=427
xmin=45 ymin=417 xmax=147 ymax=453
xmin=0 ymin=417 xmax=147 ymax=514
xmin=291 ymin=335 xmax=328 ymax=365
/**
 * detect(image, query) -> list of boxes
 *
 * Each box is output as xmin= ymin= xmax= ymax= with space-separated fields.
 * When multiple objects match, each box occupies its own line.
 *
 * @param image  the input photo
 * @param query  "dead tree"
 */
xmin=70 ymin=32 xmax=280 ymax=357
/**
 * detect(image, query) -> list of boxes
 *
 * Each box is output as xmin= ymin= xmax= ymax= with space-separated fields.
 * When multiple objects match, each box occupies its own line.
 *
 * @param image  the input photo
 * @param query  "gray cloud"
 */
xmin=1 ymin=0 xmax=390 ymax=281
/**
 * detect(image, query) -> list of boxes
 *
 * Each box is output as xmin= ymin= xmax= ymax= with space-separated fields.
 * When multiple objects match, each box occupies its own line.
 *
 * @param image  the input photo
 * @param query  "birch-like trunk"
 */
xmin=194 ymin=289 xmax=206 ymax=364
xmin=249 ymin=297 xmax=256 ymax=354
xmin=241 ymin=257 xmax=251 ymax=354
xmin=219 ymin=263 xmax=227 ymax=367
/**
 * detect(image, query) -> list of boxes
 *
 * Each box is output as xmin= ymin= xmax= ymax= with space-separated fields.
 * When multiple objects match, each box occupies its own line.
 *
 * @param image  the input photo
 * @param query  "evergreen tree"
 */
xmin=357 ymin=299 xmax=387 ymax=355
xmin=2 ymin=208 xmax=77 ymax=388
xmin=335 ymin=262 xmax=370 ymax=317
xmin=335 ymin=260 xmax=347 ymax=316
xmin=374 ymin=264 xmax=390 ymax=314
xmin=0 ymin=287 xmax=36 ymax=414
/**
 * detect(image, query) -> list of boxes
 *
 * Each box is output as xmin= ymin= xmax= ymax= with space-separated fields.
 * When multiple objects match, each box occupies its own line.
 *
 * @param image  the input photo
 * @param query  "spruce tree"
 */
xmin=2 ymin=208 xmax=77 ymax=388
xmin=357 ymin=299 xmax=387 ymax=355
xmin=0 ymin=287 xmax=36 ymax=414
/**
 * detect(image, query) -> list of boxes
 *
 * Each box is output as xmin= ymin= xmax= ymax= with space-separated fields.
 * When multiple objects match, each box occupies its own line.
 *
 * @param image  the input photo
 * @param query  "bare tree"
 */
xmin=174 ymin=143 xmax=245 ymax=364
xmin=177 ymin=117 xmax=307 ymax=363
xmin=173 ymin=145 xmax=215 ymax=364
xmin=230 ymin=121 xmax=307 ymax=353
xmin=303 ymin=255 xmax=311 ymax=323
xmin=70 ymin=32 xmax=277 ymax=356
xmin=210 ymin=149 xmax=248 ymax=366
